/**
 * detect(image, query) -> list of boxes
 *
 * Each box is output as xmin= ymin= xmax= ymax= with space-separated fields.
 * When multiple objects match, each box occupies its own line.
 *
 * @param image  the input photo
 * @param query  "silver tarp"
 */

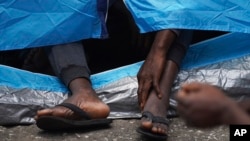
xmin=1 ymin=54 xmax=250 ymax=125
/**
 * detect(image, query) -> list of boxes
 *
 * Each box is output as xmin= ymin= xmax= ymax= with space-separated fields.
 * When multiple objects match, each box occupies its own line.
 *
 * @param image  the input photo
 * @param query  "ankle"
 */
xmin=69 ymin=78 xmax=94 ymax=94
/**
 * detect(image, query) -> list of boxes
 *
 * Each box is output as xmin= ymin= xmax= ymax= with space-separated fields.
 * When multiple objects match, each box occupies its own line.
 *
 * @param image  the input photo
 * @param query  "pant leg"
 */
xmin=45 ymin=42 xmax=90 ymax=87
xmin=167 ymin=30 xmax=193 ymax=69
xmin=45 ymin=0 xmax=119 ymax=87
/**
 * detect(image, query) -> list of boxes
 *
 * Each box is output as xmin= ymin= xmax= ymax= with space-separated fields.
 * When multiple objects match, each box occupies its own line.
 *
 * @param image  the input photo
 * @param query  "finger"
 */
xmin=181 ymin=82 xmax=201 ymax=94
xmin=140 ymin=81 xmax=152 ymax=109
xmin=137 ymin=74 xmax=146 ymax=103
xmin=175 ymin=89 xmax=187 ymax=102
xmin=153 ymin=80 xmax=162 ymax=99
xmin=180 ymin=83 xmax=190 ymax=93
xmin=176 ymin=90 xmax=193 ymax=107
xmin=137 ymin=80 xmax=144 ymax=106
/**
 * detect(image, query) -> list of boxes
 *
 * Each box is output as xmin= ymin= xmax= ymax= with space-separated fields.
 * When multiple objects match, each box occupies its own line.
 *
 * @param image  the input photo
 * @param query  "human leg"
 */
xmin=35 ymin=42 xmax=110 ymax=121
xmin=139 ymin=60 xmax=178 ymax=135
xmin=139 ymin=30 xmax=193 ymax=137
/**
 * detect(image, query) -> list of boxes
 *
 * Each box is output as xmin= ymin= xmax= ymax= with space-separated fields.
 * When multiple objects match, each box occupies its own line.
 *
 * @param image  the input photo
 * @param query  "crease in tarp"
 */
xmin=124 ymin=0 xmax=250 ymax=33
xmin=1 ymin=32 xmax=250 ymax=125
xmin=0 ymin=0 xmax=108 ymax=51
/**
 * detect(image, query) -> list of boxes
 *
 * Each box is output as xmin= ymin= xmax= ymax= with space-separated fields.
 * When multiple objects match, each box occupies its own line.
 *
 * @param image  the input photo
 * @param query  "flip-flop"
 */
xmin=136 ymin=111 xmax=169 ymax=140
xmin=36 ymin=103 xmax=112 ymax=131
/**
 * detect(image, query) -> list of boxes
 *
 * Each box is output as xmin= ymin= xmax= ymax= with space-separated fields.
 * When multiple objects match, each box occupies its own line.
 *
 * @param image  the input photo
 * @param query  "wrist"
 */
xmin=150 ymin=30 xmax=176 ymax=54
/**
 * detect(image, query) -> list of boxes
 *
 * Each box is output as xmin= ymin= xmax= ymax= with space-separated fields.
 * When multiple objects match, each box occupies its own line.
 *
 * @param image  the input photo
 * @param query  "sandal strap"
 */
xmin=142 ymin=111 xmax=169 ymax=125
xmin=57 ymin=103 xmax=91 ymax=120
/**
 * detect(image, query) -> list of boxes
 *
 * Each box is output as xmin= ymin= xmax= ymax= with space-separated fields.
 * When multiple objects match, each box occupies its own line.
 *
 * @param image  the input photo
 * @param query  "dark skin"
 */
xmin=137 ymin=29 xmax=177 ymax=109
xmin=35 ymin=78 xmax=110 ymax=120
xmin=238 ymin=99 xmax=250 ymax=114
xmin=176 ymin=82 xmax=250 ymax=128
xmin=138 ymin=29 xmax=180 ymax=135
xmin=141 ymin=60 xmax=179 ymax=135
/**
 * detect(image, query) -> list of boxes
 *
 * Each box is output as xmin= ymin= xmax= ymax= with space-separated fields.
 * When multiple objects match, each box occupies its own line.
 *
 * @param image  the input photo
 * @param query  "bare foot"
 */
xmin=140 ymin=61 xmax=178 ymax=136
xmin=141 ymin=89 xmax=169 ymax=135
xmin=35 ymin=78 xmax=110 ymax=120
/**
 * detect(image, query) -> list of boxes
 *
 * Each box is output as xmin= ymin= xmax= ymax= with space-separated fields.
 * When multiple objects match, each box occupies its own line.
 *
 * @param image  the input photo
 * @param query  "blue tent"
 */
xmin=1 ymin=32 xmax=250 ymax=125
xmin=1 ymin=0 xmax=250 ymax=125
xmin=0 ymin=0 xmax=108 ymax=50
xmin=1 ymin=0 xmax=250 ymax=51
xmin=124 ymin=0 xmax=250 ymax=33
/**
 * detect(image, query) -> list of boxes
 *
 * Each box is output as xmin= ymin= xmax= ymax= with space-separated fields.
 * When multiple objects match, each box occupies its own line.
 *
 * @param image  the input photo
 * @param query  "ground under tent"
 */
xmin=0 ymin=32 xmax=250 ymax=125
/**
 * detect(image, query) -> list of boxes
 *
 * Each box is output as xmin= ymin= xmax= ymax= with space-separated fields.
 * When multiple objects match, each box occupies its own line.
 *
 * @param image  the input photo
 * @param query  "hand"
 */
xmin=137 ymin=30 xmax=177 ymax=109
xmin=137 ymin=53 xmax=166 ymax=109
xmin=176 ymin=82 xmax=235 ymax=128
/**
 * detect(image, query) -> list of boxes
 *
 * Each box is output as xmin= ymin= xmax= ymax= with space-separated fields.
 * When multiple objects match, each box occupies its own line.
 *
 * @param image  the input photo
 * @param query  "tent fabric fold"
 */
xmin=124 ymin=0 xmax=250 ymax=33
xmin=0 ymin=0 xmax=108 ymax=51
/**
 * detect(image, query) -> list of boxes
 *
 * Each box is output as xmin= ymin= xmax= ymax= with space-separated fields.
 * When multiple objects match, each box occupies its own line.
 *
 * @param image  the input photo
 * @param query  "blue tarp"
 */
xmin=124 ymin=0 xmax=250 ymax=33
xmin=1 ymin=0 xmax=250 ymax=51
xmin=1 ymin=0 xmax=250 ymax=125
xmin=1 ymin=32 xmax=250 ymax=125
xmin=1 ymin=32 xmax=250 ymax=92
xmin=0 ymin=0 xmax=107 ymax=51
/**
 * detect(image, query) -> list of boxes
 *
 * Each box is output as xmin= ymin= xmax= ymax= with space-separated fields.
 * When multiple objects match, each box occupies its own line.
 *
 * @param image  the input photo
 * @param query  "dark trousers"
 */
xmin=46 ymin=0 xmax=119 ymax=87
xmin=46 ymin=30 xmax=192 ymax=87
xmin=45 ymin=42 xmax=90 ymax=87
xmin=46 ymin=0 xmax=192 ymax=88
xmin=167 ymin=30 xmax=193 ymax=69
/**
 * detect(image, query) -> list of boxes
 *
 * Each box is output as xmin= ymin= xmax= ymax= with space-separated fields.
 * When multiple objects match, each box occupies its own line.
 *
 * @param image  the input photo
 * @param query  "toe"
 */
xmin=36 ymin=106 xmax=71 ymax=119
xmin=152 ymin=123 xmax=168 ymax=135
xmin=36 ymin=109 xmax=53 ymax=117
xmin=141 ymin=117 xmax=153 ymax=130
xmin=152 ymin=126 xmax=158 ymax=133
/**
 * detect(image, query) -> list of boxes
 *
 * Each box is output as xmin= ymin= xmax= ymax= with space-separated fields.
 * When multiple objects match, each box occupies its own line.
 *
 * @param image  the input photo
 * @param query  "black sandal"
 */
xmin=136 ymin=111 xmax=169 ymax=140
xmin=36 ymin=103 xmax=112 ymax=131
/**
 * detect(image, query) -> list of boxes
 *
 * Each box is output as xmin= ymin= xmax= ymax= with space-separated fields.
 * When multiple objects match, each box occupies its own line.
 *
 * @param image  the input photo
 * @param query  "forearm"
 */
xmin=148 ymin=29 xmax=178 ymax=59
